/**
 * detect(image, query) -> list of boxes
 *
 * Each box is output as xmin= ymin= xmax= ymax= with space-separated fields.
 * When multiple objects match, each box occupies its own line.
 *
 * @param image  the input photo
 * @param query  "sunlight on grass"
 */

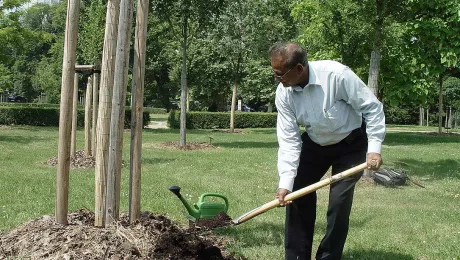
xmin=0 ymin=124 xmax=459 ymax=259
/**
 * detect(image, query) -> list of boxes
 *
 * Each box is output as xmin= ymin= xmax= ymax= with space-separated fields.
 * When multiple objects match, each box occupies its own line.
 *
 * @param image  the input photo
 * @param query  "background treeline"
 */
xmin=1 ymin=0 xmax=459 ymax=121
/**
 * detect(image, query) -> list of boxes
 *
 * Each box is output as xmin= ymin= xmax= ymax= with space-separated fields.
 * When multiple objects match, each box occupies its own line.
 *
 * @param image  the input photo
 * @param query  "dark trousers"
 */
xmin=285 ymin=127 xmax=367 ymax=260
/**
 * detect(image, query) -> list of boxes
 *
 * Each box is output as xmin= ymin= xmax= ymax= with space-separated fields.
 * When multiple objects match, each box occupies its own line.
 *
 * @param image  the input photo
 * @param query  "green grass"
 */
xmin=0 ymin=123 xmax=459 ymax=259
xmin=386 ymin=124 xmax=459 ymax=133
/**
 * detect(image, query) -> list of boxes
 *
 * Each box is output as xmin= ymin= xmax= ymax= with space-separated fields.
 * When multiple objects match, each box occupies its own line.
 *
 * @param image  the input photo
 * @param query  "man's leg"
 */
xmin=285 ymin=135 xmax=330 ymax=260
xmin=315 ymin=135 xmax=367 ymax=260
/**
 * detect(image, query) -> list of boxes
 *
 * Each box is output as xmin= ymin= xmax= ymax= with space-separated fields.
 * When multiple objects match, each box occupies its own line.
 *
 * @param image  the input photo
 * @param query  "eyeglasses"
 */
xmin=272 ymin=67 xmax=293 ymax=81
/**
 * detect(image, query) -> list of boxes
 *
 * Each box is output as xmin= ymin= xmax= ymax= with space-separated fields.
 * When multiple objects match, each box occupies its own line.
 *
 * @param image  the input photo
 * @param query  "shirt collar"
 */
xmin=292 ymin=63 xmax=320 ymax=91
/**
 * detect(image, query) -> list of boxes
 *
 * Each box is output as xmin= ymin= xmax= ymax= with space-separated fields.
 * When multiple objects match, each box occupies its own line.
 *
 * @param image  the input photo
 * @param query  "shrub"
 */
xmin=384 ymin=106 xmax=418 ymax=125
xmin=168 ymin=110 xmax=277 ymax=129
xmin=143 ymin=107 xmax=167 ymax=114
xmin=0 ymin=106 xmax=149 ymax=128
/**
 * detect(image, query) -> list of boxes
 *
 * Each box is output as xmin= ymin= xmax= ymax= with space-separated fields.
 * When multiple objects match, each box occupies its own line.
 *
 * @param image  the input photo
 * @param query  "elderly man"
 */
xmin=270 ymin=42 xmax=385 ymax=260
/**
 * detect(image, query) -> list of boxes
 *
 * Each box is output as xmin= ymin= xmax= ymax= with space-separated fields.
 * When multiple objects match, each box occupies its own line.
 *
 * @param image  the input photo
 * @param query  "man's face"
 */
xmin=271 ymin=56 xmax=300 ymax=87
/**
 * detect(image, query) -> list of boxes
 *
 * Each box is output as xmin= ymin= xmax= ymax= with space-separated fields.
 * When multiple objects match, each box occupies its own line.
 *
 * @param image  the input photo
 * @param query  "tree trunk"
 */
xmin=95 ymin=0 xmax=120 ymax=227
xmin=91 ymin=72 xmax=100 ymax=153
xmin=179 ymin=13 xmax=188 ymax=147
xmin=186 ymin=87 xmax=190 ymax=112
xmin=106 ymin=0 xmax=134 ymax=225
xmin=426 ymin=107 xmax=429 ymax=126
xmin=364 ymin=0 xmax=384 ymax=177
xmin=71 ymin=73 xmax=78 ymax=156
xmin=267 ymin=102 xmax=273 ymax=112
xmin=55 ymin=0 xmax=81 ymax=225
xmin=419 ymin=106 xmax=424 ymax=126
xmin=84 ymin=75 xmax=93 ymax=156
xmin=438 ymin=77 xmax=443 ymax=134
xmin=230 ymin=80 xmax=237 ymax=133
xmin=129 ymin=0 xmax=148 ymax=223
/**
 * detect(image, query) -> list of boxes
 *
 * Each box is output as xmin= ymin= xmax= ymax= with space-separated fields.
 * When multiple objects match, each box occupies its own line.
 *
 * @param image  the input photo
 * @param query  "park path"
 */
xmin=147 ymin=121 xmax=168 ymax=129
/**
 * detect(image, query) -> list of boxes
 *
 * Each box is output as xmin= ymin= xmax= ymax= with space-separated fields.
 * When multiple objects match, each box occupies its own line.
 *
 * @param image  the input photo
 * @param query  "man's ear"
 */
xmin=296 ymin=63 xmax=303 ymax=72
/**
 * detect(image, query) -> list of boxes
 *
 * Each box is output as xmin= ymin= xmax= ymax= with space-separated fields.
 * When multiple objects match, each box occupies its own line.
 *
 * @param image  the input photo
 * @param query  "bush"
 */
xmin=143 ymin=107 xmax=167 ymax=114
xmin=384 ymin=106 xmax=419 ymax=125
xmin=168 ymin=110 xmax=277 ymax=129
xmin=0 ymin=106 xmax=149 ymax=128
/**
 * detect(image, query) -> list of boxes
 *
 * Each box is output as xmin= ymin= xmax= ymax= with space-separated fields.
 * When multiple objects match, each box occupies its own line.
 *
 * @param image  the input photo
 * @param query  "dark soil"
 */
xmin=190 ymin=212 xmax=233 ymax=230
xmin=0 ymin=210 xmax=244 ymax=260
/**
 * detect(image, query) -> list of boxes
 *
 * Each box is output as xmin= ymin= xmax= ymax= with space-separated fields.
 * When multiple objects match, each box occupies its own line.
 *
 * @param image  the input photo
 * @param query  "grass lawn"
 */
xmin=0 ymin=123 xmax=459 ymax=259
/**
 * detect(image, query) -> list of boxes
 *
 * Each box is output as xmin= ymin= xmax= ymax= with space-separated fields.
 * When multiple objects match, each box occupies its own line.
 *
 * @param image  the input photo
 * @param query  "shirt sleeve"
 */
xmin=336 ymin=68 xmax=386 ymax=154
xmin=275 ymin=85 xmax=302 ymax=192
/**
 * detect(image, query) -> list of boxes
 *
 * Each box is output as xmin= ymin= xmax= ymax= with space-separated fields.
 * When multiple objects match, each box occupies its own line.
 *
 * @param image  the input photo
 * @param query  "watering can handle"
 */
xmin=199 ymin=193 xmax=229 ymax=212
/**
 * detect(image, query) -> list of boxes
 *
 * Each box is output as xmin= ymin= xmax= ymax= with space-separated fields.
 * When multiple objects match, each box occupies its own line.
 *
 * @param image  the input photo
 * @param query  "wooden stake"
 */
xmin=71 ymin=73 xmax=78 ymax=157
xmin=106 ymin=0 xmax=134 ymax=225
xmin=95 ymin=0 xmax=120 ymax=227
xmin=84 ymin=75 xmax=93 ymax=156
xmin=92 ymin=73 xmax=100 ymax=154
xmin=129 ymin=0 xmax=148 ymax=223
xmin=56 ymin=0 xmax=81 ymax=225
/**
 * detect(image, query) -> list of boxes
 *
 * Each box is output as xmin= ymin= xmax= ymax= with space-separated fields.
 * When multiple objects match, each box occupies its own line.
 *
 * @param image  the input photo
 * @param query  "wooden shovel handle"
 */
xmin=233 ymin=162 xmax=368 ymax=225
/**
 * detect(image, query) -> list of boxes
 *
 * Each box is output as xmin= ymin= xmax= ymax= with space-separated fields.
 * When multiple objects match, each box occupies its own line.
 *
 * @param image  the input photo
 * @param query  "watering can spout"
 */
xmin=169 ymin=186 xmax=200 ymax=219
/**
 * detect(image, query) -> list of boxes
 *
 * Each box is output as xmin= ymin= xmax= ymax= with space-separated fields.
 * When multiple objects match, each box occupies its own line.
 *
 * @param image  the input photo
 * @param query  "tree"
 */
xmin=78 ymin=0 xmax=105 ymax=64
xmin=151 ymin=0 xmax=225 ymax=146
xmin=406 ymin=0 xmax=460 ymax=133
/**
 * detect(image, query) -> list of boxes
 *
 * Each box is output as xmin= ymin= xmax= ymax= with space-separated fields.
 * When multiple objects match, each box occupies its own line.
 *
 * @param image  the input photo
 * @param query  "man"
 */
xmin=270 ymin=42 xmax=385 ymax=260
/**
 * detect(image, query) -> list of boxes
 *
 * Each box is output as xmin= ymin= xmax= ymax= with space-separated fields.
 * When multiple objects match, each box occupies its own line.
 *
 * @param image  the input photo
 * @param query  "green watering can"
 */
xmin=169 ymin=185 xmax=229 ymax=221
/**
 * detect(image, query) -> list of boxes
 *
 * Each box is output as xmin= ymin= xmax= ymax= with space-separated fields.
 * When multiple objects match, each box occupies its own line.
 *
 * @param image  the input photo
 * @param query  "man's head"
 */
xmin=269 ymin=42 xmax=308 ymax=86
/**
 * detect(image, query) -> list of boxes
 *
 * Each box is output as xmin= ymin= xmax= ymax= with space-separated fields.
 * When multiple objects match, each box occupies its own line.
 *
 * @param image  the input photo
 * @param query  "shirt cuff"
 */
xmin=367 ymin=140 xmax=382 ymax=154
xmin=278 ymin=176 xmax=295 ymax=192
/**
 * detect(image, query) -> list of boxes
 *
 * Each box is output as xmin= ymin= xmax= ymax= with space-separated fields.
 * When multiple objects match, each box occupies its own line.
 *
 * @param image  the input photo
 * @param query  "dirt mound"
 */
xmin=155 ymin=141 xmax=218 ymax=151
xmin=192 ymin=212 xmax=233 ymax=230
xmin=46 ymin=150 xmax=96 ymax=169
xmin=0 ymin=210 xmax=243 ymax=260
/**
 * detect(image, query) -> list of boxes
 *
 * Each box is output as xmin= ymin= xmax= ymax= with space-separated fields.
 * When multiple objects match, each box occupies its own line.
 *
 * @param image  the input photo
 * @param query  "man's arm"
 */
xmin=275 ymin=86 xmax=302 ymax=200
xmin=336 ymin=68 xmax=386 ymax=169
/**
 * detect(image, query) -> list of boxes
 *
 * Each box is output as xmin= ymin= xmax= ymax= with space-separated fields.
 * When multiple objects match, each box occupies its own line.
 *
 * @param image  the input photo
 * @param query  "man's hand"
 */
xmin=367 ymin=152 xmax=383 ymax=170
xmin=276 ymin=188 xmax=292 ymax=207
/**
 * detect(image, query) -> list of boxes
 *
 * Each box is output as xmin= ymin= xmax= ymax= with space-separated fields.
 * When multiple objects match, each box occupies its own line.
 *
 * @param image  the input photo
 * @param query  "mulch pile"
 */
xmin=0 ymin=210 xmax=244 ymax=260
xmin=155 ymin=142 xmax=218 ymax=151
xmin=46 ymin=150 xmax=96 ymax=169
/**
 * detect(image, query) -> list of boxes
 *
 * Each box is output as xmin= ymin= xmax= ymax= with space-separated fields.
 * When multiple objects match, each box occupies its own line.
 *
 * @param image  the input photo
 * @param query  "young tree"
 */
xmin=151 ymin=0 xmax=225 ymax=146
xmin=406 ymin=0 xmax=460 ymax=133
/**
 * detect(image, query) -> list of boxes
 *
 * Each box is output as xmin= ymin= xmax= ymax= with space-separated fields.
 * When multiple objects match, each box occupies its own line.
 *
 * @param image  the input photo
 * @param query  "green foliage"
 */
xmin=143 ymin=107 xmax=167 ymax=114
xmin=444 ymin=77 xmax=460 ymax=109
xmin=78 ymin=0 xmax=105 ymax=64
xmin=0 ymin=106 xmax=150 ymax=127
xmin=384 ymin=106 xmax=419 ymax=125
xmin=168 ymin=110 xmax=277 ymax=129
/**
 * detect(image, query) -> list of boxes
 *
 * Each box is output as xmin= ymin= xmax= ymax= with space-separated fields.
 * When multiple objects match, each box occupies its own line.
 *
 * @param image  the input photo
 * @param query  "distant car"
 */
xmin=235 ymin=104 xmax=255 ymax=112
xmin=170 ymin=101 xmax=179 ymax=109
xmin=7 ymin=94 xmax=27 ymax=103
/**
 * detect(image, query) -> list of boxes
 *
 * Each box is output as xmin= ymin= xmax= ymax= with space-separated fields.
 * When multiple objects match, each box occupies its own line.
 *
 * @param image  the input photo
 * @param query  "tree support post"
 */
xmin=129 ymin=0 xmax=149 ymax=223
xmin=56 ymin=0 xmax=81 ymax=225
xmin=106 ymin=0 xmax=134 ymax=225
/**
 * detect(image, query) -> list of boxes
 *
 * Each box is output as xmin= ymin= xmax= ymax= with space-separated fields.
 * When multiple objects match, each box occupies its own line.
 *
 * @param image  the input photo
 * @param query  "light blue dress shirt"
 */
xmin=275 ymin=60 xmax=386 ymax=191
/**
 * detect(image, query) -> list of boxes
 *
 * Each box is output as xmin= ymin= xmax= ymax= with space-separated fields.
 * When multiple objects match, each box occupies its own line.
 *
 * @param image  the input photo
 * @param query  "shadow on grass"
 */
xmin=0 ymin=135 xmax=54 ymax=144
xmin=143 ymin=128 xmax=178 ymax=134
xmin=216 ymin=213 xmax=372 ymax=249
xmin=384 ymin=132 xmax=460 ymax=146
xmin=216 ymin=222 xmax=285 ymax=247
xmin=141 ymin=157 xmax=176 ymax=165
xmin=389 ymin=158 xmax=459 ymax=180
xmin=213 ymin=141 xmax=278 ymax=149
xmin=343 ymin=250 xmax=414 ymax=260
